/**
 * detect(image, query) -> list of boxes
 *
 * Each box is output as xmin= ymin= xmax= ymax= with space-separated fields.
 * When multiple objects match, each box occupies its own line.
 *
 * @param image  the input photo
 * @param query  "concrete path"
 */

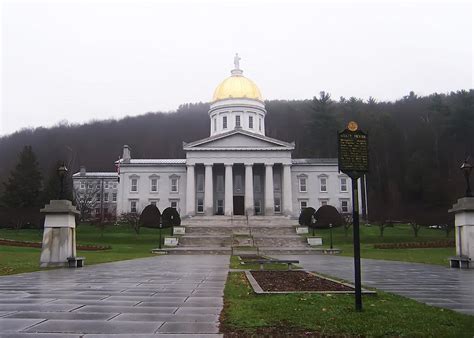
xmin=274 ymin=254 xmax=474 ymax=315
xmin=0 ymin=255 xmax=229 ymax=337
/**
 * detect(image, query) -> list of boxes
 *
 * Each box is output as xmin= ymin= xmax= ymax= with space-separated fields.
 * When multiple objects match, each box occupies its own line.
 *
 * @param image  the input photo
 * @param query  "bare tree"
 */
xmin=409 ymin=221 xmax=422 ymax=237
xmin=73 ymin=185 xmax=100 ymax=221
xmin=119 ymin=212 xmax=142 ymax=234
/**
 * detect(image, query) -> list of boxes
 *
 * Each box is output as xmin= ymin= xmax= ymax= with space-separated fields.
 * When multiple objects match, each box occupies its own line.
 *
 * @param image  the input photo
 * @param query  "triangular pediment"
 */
xmin=183 ymin=130 xmax=294 ymax=151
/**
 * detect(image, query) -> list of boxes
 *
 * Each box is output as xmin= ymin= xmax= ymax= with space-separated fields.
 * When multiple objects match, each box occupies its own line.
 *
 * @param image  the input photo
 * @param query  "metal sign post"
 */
xmin=338 ymin=121 xmax=369 ymax=312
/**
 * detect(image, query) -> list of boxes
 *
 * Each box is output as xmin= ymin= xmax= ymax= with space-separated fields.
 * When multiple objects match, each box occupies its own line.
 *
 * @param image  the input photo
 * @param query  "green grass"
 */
xmin=221 ymin=272 xmax=474 ymax=337
xmin=0 ymin=224 xmax=170 ymax=276
xmin=229 ymin=255 xmax=301 ymax=270
xmin=306 ymin=224 xmax=455 ymax=265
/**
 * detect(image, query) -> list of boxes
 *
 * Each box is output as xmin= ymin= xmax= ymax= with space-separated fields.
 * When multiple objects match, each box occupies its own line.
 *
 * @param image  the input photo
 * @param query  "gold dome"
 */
xmin=212 ymin=74 xmax=263 ymax=102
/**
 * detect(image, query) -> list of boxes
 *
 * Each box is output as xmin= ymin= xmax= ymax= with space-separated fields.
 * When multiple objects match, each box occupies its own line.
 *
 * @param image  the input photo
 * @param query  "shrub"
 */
xmin=162 ymin=207 xmax=181 ymax=228
xmin=139 ymin=204 xmax=161 ymax=228
xmin=298 ymin=207 xmax=316 ymax=227
xmin=314 ymin=205 xmax=343 ymax=229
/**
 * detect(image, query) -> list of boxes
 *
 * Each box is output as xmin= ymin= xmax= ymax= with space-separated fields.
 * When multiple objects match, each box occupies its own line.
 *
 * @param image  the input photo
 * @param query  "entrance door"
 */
xmin=233 ymin=196 xmax=244 ymax=215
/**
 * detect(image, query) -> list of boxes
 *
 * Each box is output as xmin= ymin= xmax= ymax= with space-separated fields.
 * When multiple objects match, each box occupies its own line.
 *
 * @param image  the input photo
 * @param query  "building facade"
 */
xmin=108 ymin=56 xmax=367 ymax=218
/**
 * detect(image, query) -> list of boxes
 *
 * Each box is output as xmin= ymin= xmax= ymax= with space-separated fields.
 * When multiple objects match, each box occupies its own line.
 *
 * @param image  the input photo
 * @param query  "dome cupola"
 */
xmin=209 ymin=54 xmax=267 ymax=137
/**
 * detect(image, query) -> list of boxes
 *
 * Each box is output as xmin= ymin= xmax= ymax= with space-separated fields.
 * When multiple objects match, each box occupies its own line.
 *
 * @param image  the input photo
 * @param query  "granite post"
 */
xmin=39 ymin=200 xmax=80 ymax=268
xmin=448 ymin=197 xmax=474 ymax=268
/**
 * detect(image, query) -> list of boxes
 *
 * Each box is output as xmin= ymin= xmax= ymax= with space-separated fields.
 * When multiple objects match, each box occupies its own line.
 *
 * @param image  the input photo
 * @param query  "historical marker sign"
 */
xmin=337 ymin=121 xmax=369 ymax=312
xmin=338 ymin=121 xmax=369 ymax=178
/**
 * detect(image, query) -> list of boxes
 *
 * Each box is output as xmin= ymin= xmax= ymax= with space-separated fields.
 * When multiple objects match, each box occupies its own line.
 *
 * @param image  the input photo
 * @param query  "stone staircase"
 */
xmin=166 ymin=215 xmax=319 ymax=255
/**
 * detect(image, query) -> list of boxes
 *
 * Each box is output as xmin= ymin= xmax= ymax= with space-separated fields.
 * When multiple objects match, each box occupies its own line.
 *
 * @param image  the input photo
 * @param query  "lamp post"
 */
xmin=57 ymin=163 xmax=68 ymax=200
xmin=329 ymin=223 xmax=333 ymax=249
xmin=461 ymin=157 xmax=472 ymax=197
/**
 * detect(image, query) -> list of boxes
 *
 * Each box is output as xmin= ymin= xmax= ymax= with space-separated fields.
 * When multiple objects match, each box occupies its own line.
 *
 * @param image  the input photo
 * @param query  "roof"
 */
xmin=72 ymin=172 xmax=118 ymax=178
xmin=291 ymin=158 xmax=338 ymax=165
xmin=117 ymin=159 xmax=186 ymax=166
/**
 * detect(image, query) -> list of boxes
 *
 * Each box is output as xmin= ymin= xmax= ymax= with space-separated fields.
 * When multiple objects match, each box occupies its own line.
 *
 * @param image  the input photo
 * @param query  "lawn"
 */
xmin=306 ymin=223 xmax=455 ymax=266
xmin=0 ymin=224 xmax=169 ymax=276
xmin=221 ymin=272 xmax=474 ymax=337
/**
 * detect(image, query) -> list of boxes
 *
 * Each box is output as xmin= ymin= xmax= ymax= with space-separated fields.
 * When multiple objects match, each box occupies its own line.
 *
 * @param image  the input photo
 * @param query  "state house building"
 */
xmin=74 ymin=56 xmax=367 ymax=218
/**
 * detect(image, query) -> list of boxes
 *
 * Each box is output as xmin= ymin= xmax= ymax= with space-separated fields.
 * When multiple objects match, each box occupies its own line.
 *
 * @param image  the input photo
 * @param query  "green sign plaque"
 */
xmin=338 ymin=122 xmax=369 ymax=178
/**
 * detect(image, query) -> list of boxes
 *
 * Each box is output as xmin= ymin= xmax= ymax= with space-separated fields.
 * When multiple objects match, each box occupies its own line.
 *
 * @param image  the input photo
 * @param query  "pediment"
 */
xmin=183 ymin=130 xmax=294 ymax=151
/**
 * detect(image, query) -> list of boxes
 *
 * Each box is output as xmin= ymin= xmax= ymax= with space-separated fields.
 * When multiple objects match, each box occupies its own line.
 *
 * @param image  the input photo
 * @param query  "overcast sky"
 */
xmin=1 ymin=0 xmax=472 ymax=136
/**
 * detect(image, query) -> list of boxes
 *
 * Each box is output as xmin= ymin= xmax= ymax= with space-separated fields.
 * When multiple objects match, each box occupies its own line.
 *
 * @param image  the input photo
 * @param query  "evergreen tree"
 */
xmin=2 ymin=146 xmax=43 ymax=207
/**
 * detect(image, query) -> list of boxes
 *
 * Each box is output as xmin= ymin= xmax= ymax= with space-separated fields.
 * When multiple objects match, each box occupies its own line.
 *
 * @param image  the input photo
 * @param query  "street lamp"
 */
xmin=460 ymin=157 xmax=472 ymax=197
xmin=329 ymin=223 xmax=334 ymax=249
xmin=57 ymin=163 xmax=68 ymax=200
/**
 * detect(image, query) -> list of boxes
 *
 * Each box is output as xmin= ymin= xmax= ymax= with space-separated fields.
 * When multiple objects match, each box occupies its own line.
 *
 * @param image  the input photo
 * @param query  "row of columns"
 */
xmin=186 ymin=163 xmax=293 ymax=216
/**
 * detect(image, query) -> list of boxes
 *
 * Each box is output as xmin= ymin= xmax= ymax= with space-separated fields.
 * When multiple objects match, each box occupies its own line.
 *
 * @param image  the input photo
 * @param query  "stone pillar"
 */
xmin=265 ymin=164 xmax=274 ymax=215
xmin=39 ymin=200 xmax=80 ymax=268
xmin=245 ymin=164 xmax=254 ymax=216
xmin=282 ymin=164 xmax=293 ymax=216
xmin=449 ymin=197 xmax=474 ymax=264
xmin=204 ymin=164 xmax=214 ymax=215
xmin=225 ymin=164 xmax=234 ymax=216
xmin=185 ymin=164 xmax=195 ymax=216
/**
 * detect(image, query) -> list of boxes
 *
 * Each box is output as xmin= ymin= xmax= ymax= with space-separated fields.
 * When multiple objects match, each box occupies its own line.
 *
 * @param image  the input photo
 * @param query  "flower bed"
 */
xmin=374 ymin=240 xmax=454 ymax=249
xmin=0 ymin=238 xmax=111 ymax=251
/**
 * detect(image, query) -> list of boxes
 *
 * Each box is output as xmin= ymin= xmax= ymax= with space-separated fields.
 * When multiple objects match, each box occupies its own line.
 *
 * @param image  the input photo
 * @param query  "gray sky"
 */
xmin=1 ymin=0 xmax=472 ymax=136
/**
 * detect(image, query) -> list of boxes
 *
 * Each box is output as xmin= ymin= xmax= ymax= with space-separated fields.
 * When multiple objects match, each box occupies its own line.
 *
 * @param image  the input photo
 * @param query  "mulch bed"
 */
xmin=0 ymin=238 xmax=111 ymax=251
xmin=251 ymin=271 xmax=353 ymax=292
xmin=374 ymin=240 xmax=454 ymax=249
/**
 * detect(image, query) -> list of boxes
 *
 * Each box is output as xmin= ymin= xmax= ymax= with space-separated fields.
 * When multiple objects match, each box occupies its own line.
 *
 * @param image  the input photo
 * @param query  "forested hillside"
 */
xmin=1 ymin=90 xmax=472 ymax=223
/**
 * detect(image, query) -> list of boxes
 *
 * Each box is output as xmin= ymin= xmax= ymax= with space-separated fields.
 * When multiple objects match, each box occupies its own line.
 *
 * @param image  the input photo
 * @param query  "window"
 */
xmin=197 ymin=174 xmax=204 ymax=192
xmin=341 ymin=200 xmax=349 ymax=213
xmin=113 ymin=183 xmax=118 ymax=189
xmin=216 ymin=175 xmax=224 ymax=192
xmin=80 ymin=181 xmax=85 ymax=189
xmin=259 ymin=118 xmax=262 ymax=131
xmin=274 ymin=172 xmax=281 ymax=191
xmin=320 ymin=177 xmax=327 ymax=192
xmin=274 ymin=198 xmax=281 ymax=213
xmin=95 ymin=208 xmax=101 ymax=215
xmin=104 ymin=181 xmax=109 ymax=189
xmin=88 ymin=183 xmax=93 ymax=189
xmin=255 ymin=200 xmax=262 ymax=214
xmin=96 ymin=193 xmax=101 ymax=200
xmin=299 ymin=178 xmax=307 ymax=192
xmin=217 ymin=200 xmax=224 ymax=215
xmin=170 ymin=200 xmax=178 ymax=209
xmin=104 ymin=193 xmax=109 ymax=202
xmin=254 ymin=175 xmax=261 ymax=193
xmin=130 ymin=200 xmax=137 ymax=213
xmin=223 ymin=116 xmax=228 ymax=129
xmin=300 ymin=200 xmax=308 ymax=212
xmin=112 ymin=192 xmax=117 ymax=202
xmin=150 ymin=178 xmax=158 ymax=192
xmin=96 ymin=182 xmax=101 ymax=189
xmin=197 ymin=198 xmax=204 ymax=213
xmin=235 ymin=175 xmax=243 ymax=193
xmin=131 ymin=178 xmax=138 ymax=192
xmin=249 ymin=116 xmax=253 ymax=129
xmin=150 ymin=200 xmax=157 ymax=206
xmin=340 ymin=177 xmax=348 ymax=192
xmin=103 ymin=208 xmax=108 ymax=215
xmin=235 ymin=115 xmax=241 ymax=128
xmin=213 ymin=117 xmax=217 ymax=131
xmin=170 ymin=177 xmax=178 ymax=193
xmin=320 ymin=200 xmax=328 ymax=206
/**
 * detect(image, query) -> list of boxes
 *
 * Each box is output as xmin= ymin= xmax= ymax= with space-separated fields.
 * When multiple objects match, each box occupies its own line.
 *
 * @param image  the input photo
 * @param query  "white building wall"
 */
xmin=290 ymin=165 xmax=358 ymax=217
xmin=116 ymin=165 xmax=187 ymax=216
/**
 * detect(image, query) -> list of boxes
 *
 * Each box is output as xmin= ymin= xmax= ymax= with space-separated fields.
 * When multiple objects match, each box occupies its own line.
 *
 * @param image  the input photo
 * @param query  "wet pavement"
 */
xmin=0 ymin=255 xmax=229 ymax=337
xmin=274 ymin=254 xmax=474 ymax=315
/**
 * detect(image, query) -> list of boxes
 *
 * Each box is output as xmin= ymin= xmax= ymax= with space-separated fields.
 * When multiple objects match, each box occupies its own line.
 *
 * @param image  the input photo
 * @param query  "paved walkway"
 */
xmin=0 ymin=255 xmax=229 ymax=337
xmin=274 ymin=254 xmax=474 ymax=315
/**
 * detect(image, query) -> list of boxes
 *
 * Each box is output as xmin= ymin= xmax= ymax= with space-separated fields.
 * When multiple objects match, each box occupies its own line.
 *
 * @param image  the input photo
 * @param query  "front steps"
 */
xmin=165 ymin=215 xmax=327 ymax=255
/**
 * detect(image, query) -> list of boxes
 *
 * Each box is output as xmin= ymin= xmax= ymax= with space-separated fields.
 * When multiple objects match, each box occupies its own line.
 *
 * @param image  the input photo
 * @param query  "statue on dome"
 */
xmin=234 ymin=53 xmax=241 ymax=70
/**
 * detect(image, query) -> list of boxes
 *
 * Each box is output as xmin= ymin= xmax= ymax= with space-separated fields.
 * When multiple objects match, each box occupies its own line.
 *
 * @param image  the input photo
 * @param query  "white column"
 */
xmin=264 ymin=164 xmax=274 ymax=215
xmin=244 ymin=164 xmax=254 ymax=216
xmin=185 ymin=164 xmax=195 ymax=216
xmin=225 ymin=164 xmax=233 ymax=216
xmin=282 ymin=164 xmax=293 ymax=216
xmin=204 ymin=164 xmax=214 ymax=216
